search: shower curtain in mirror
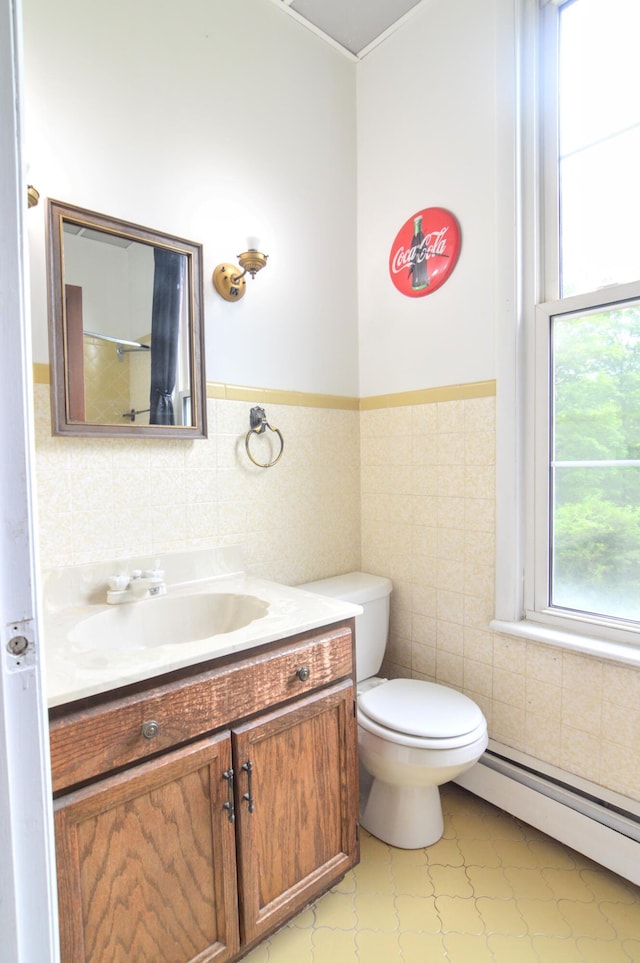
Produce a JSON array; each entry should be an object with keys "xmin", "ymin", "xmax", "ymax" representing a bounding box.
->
[{"xmin": 149, "ymin": 248, "xmax": 185, "ymax": 425}]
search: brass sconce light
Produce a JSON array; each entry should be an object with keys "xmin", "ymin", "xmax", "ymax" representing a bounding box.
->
[
  {"xmin": 27, "ymin": 185, "xmax": 40, "ymax": 208},
  {"xmin": 212, "ymin": 236, "xmax": 268, "ymax": 302}
]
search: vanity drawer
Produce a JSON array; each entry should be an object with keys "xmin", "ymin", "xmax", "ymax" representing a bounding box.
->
[{"xmin": 50, "ymin": 623, "xmax": 353, "ymax": 793}]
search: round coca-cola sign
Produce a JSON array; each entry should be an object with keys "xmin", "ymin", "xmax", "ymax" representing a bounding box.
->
[{"xmin": 389, "ymin": 207, "xmax": 461, "ymax": 297}]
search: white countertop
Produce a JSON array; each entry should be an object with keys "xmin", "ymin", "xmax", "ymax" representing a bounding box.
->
[{"xmin": 44, "ymin": 574, "xmax": 361, "ymax": 708}]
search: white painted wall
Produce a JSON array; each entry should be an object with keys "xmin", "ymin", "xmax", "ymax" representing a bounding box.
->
[
  {"xmin": 24, "ymin": 0, "xmax": 513, "ymax": 401},
  {"xmin": 23, "ymin": 0, "xmax": 359, "ymax": 396},
  {"xmin": 63, "ymin": 233, "xmax": 154, "ymax": 343},
  {"xmin": 357, "ymin": 0, "xmax": 506, "ymax": 396}
]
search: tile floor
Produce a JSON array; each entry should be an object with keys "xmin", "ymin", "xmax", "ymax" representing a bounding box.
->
[{"xmin": 243, "ymin": 783, "xmax": 640, "ymax": 962}]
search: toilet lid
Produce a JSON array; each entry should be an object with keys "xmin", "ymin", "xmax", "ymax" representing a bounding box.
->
[{"xmin": 358, "ymin": 678, "xmax": 484, "ymax": 739}]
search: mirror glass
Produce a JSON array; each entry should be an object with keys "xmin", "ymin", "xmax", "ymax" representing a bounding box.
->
[{"xmin": 47, "ymin": 200, "xmax": 207, "ymax": 438}]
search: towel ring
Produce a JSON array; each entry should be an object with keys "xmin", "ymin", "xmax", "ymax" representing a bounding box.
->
[{"xmin": 245, "ymin": 406, "xmax": 284, "ymax": 468}]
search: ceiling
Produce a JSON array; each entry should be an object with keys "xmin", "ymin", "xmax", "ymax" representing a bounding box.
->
[{"xmin": 273, "ymin": 0, "xmax": 426, "ymax": 58}]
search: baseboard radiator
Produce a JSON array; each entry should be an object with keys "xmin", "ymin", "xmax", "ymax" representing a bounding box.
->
[{"xmin": 454, "ymin": 741, "xmax": 640, "ymax": 886}]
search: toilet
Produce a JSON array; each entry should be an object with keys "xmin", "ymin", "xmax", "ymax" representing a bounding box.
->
[{"xmin": 300, "ymin": 572, "xmax": 488, "ymax": 849}]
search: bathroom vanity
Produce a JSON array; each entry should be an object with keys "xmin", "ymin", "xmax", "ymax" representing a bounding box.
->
[
  {"xmin": 44, "ymin": 553, "xmax": 361, "ymax": 962},
  {"xmin": 50, "ymin": 621, "xmax": 358, "ymax": 962}
]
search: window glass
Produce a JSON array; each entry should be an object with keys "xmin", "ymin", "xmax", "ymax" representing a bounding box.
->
[
  {"xmin": 550, "ymin": 300, "xmax": 640, "ymax": 624},
  {"xmin": 558, "ymin": 0, "xmax": 640, "ymax": 296}
]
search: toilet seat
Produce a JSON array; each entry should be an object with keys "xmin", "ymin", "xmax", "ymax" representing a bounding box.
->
[{"xmin": 358, "ymin": 678, "xmax": 487, "ymax": 750}]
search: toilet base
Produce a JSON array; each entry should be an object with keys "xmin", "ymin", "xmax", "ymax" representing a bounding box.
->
[{"xmin": 360, "ymin": 778, "xmax": 444, "ymax": 849}]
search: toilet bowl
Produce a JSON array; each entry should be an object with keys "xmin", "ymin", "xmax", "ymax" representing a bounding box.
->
[
  {"xmin": 300, "ymin": 572, "xmax": 488, "ymax": 849},
  {"xmin": 357, "ymin": 677, "xmax": 488, "ymax": 848}
]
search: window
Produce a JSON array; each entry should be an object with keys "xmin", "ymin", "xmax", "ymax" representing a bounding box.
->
[
  {"xmin": 555, "ymin": 0, "xmax": 640, "ymax": 299},
  {"xmin": 528, "ymin": 0, "xmax": 640, "ymax": 644}
]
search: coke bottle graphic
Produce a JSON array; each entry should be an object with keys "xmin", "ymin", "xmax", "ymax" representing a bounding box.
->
[{"xmin": 409, "ymin": 214, "xmax": 428, "ymax": 291}]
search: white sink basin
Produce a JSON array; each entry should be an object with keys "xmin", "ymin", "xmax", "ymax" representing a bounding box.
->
[
  {"xmin": 44, "ymin": 565, "xmax": 363, "ymax": 706},
  {"xmin": 70, "ymin": 592, "xmax": 270, "ymax": 652}
]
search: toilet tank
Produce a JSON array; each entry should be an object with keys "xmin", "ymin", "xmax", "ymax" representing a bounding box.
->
[{"xmin": 299, "ymin": 572, "xmax": 392, "ymax": 682}]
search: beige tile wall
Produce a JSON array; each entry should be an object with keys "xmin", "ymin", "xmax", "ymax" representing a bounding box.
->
[
  {"xmin": 33, "ymin": 378, "xmax": 640, "ymax": 803},
  {"xmin": 83, "ymin": 337, "xmax": 131, "ymax": 423},
  {"xmin": 33, "ymin": 384, "xmax": 361, "ymax": 586},
  {"xmin": 360, "ymin": 392, "xmax": 640, "ymax": 805}
]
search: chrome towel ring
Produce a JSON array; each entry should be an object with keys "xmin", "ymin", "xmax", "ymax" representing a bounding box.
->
[{"xmin": 245, "ymin": 406, "xmax": 284, "ymax": 468}]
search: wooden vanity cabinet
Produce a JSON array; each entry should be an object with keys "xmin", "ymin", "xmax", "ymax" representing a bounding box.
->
[
  {"xmin": 54, "ymin": 733, "xmax": 239, "ymax": 962},
  {"xmin": 233, "ymin": 682, "xmax": 356, "ymax": 947},
  {"xmin": 50, "ymin": 623, "xmax": 359, "ymax": 963}
]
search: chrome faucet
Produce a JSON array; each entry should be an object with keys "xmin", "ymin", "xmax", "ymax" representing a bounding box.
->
[{"xmin": 106, "ymin": 567, "xmax": 167, "ymax": 604}]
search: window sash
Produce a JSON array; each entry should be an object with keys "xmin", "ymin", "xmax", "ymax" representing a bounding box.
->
[
  {"xmin": 530, "ymin": 282, "xmax": 640, "ymax": 646},
  {"xmin": 540, "ymin": 0, "xmax": 561, "ymax": 302},
  {"xmin": 518, "ymin": 0, "xmax": 640, "ymax": 647},
  {"xmin": 495, "ymin": 0, "xmax": 640, "ymax": 657}
]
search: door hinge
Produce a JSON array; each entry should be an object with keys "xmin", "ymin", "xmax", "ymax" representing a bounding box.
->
[{"xmin": 4, "ymin": 618, "xmax": 36, "ymax": 673}]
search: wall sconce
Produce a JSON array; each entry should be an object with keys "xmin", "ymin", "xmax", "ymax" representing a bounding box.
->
[
  {"xmin": 27, "ymin": 185, "xmax": 40, "ymax": 208},
  {"xmin": 212, "ymin": 236, "xmax": 268, "ymax": 302}
]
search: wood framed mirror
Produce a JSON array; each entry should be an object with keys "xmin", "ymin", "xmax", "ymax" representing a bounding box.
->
[{"xmin": 46, "ymin": 200, "xmax": 207, "ymax": 438}]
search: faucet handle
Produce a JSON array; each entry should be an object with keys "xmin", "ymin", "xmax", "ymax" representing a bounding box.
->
[
  {"xmin": 143, "ymin": 567, "xmax": 165, "ymax": 581},
  {"xmin": 108, "ymin": 575, "xmax": 130, "ymax": 591}
]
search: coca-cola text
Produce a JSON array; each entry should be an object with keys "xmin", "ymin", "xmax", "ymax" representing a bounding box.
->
[{"xmin": 390, "ymin": 227, "xmax": 450, "ymax": 275}]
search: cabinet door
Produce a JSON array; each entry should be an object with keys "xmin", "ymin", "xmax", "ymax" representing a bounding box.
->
[
  {"xmin": 233, "ymin": 680, "xmax": 358, "ymax": 946},
  {"xmin": 54, "ymin": 733, "xmax": 240, "ymax": 963}
]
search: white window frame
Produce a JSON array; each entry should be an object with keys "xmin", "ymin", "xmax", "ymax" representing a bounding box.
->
[{"xmin": 493, "ymin": 0, "xmax": 640, "ymax": 665}]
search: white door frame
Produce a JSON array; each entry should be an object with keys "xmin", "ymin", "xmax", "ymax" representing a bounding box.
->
[{"xmin": 0, "ymin": 0, "xmax": 59, "ymax": 958}]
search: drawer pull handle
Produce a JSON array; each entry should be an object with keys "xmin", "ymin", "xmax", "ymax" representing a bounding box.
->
[
  {"xmin": 241, "ymin": 759, "xmax": 255, "ymax": 813},
  {"xmin": 222, "ymin": 768, "xmax": 235, "ymax": 822},
  {"xmin": 296, "ymin": 665, "xmax": 310, "ymax": 682},
  {"xmin": 141, "ymin": 720, "xmax": 160, "ymax": 740}
]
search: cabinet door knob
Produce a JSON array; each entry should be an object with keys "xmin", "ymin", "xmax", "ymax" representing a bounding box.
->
[
  {"xmin": 141, "ymin": 720, "xmax": 160, "ymax": 740},
  {"xmin": 296, "ymin": 665, "xmax": 310, "ymax": 682}
]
